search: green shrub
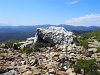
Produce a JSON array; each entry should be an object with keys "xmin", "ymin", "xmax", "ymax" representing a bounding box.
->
[
  {"xmin": 33, "ymin": 42, "xmax": 43, "ymax": 51},
  {"xmin": 77, "ymin": 30, "xmax": 100, "ymax": 49},
  {"xmin": 96, "ymin": 47, "xmax": 100, "ymax": 53},
  {"xmin": 78, "ymin": 40, "xmax": 89, "ymax": 49},
  {"xmin": 20, "ymin": 46, "xmax": 33, "ymax": 54},
  {"xmin": 73, "ymin": 59, "xmax": 99, "ymax": 74},
  {"xmin": 80, "ymin": 30, "xmax": 100, "ymax": 42},
  {"xmin": 33, "ymin": 42, "xmax": 55, "ymax": 51},
  {"xmin": 0, "ymin": 50, "xmax": 8, "ymax": 53},
  {"xmin": 4, "ymin": 39, "xmax": 24, "ymax": 48}
]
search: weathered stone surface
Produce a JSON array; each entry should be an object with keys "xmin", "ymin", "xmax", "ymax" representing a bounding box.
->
[
  {"xmin": 1, "ymin": 26, "xmax": 92, "ymax": 75},
  {"xmin": 36, "ymin": 26, "xmax": 76, "ymax": 45}
]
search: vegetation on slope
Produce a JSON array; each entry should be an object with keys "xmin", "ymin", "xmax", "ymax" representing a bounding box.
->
[
  {"xmin": 20, "ymin": 46, "xmax": 33, "ymax": 54},
  {"xmin": 96, "ymin": 47, "xmax": 100, "ymax": 53},
  {"xmin": 80, "ymin": 30, "xmax": 100, "ymax": 41},
  {"xmin": 77, "ymin": 30, "xmax": 100, "ymax": 49},
  {"xmin": 73, "ymin": 59, "xmax": 100, "ymax": 75}
]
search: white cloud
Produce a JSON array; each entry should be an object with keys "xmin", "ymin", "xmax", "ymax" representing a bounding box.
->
[
  {"xmin": 67, "ymin": 0, "xmax": 79, "ymax": 5},
  {"xmin": 66, "ymin": 14, "xmax": 100, "ymax": 26}
]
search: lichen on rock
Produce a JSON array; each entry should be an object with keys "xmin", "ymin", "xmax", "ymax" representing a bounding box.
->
[{"xmin": 36, "ymin": 26, "xmax": 76, "ymax": 45}]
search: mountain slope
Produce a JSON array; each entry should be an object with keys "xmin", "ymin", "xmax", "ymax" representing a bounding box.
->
[{"xmin": 0, "ymin": 25, "xmax": 100, "ymax": 41}]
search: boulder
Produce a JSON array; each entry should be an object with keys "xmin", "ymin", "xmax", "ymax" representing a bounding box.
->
[{"xmin": 36, "ymin": 26, "xmax": 76, "ymax": 45}]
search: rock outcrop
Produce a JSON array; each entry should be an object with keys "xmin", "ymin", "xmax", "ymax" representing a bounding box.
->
[{"xmin": 36, "ymin": 26, "xmax": 76, "ymax": 45}]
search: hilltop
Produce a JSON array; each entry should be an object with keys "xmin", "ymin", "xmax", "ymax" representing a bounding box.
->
[{"xmin": 0, "ymin": 26, "xmax": 100, "ymax": 75}]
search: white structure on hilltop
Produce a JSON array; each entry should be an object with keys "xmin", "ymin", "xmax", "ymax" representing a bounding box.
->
[
  {"xmin": 19, "ymin": 26, "xmax": 76, "ymax": 50},
  {"xmin": 19, "ymin": 36, "xmax": 37, "ymax": 49},
  {"xmin": 36, "ymin": 26, "xmax": 76, "ymax": 45}
]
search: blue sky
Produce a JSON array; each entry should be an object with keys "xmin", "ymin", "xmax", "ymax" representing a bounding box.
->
[{"xmin": 0, "ymin": 0, "xmax": 100, "ymax": 26}]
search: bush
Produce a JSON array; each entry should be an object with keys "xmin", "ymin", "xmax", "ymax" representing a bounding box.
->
[
  {"xmin": 86, "ymin": 71, "xmax": 100, "ymax": 75},
  {"xmin": 73, "ymin": 59, "xmax": 99, "ymax": 74},
  {"xmin": 0, "ymin": 50, "xmax": 8, "ymax": 53},
  {"xmin": 78, "ymin": 40, "xmax": 89, "ymax": 49},
  {"xmin": 77, "ymin": 30, "xmax": 100, "ymax": 49},
  {"xmin": 4, "ymin": 39, "xmax": 24, "ymax": 48},
  {"xmin": 4, "ymin": 41, "xmax": 14, "ymax": 48},
  {"xmin": 96, "ymin": 47, "xmax": 100, "ymax": 53},
  {"xmin": 80, "ymin": 30, "xmax": 100, "ymax": 42},
  {"xmin": 32, "ymin": 42, "xmax": 43, "ymax": 51},
  {"xmin": 20, "ymin": 46, "xmax": 33, "ymax": 54},
  {"xmin": 33, "ymin": 42, "xmax": 55, "ymax": 51}
]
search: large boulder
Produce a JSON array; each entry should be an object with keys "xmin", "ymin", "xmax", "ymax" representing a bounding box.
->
[{"xmin": 36, "ymin": 26, "xmax": 76, "ymax": 45}]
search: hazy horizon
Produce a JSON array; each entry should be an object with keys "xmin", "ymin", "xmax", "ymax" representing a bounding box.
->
[{"xmin": 0, "ymin": 24, "xmax": 100, "ymax": 27}]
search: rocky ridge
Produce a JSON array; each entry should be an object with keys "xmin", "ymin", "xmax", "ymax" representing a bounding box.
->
[
  {"xmin": 0, "ymin": 26, "xmax": 100, "ymax": 75},
  {"xmin": 36, "ymin": 26, "xmax": 76, "ymax": 45}
]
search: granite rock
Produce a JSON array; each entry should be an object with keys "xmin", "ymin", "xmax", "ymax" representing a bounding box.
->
[{"xmin": 36, "ymin": 26, "xmax": 76, "ymax": 45}]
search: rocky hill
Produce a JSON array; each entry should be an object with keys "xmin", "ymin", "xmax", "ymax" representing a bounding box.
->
[
  {"xmin": 0, "ymin": 26, "xmax": 100, "ymax": 75},
  {"xmin": 36, "ymin": 26, "xmax": 76, "ymax": 45}
]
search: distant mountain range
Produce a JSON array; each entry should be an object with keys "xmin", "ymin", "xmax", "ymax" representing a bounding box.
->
[{"xmin": 0, "ymin": 24, "xmax": 100, "ymax": 41}]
